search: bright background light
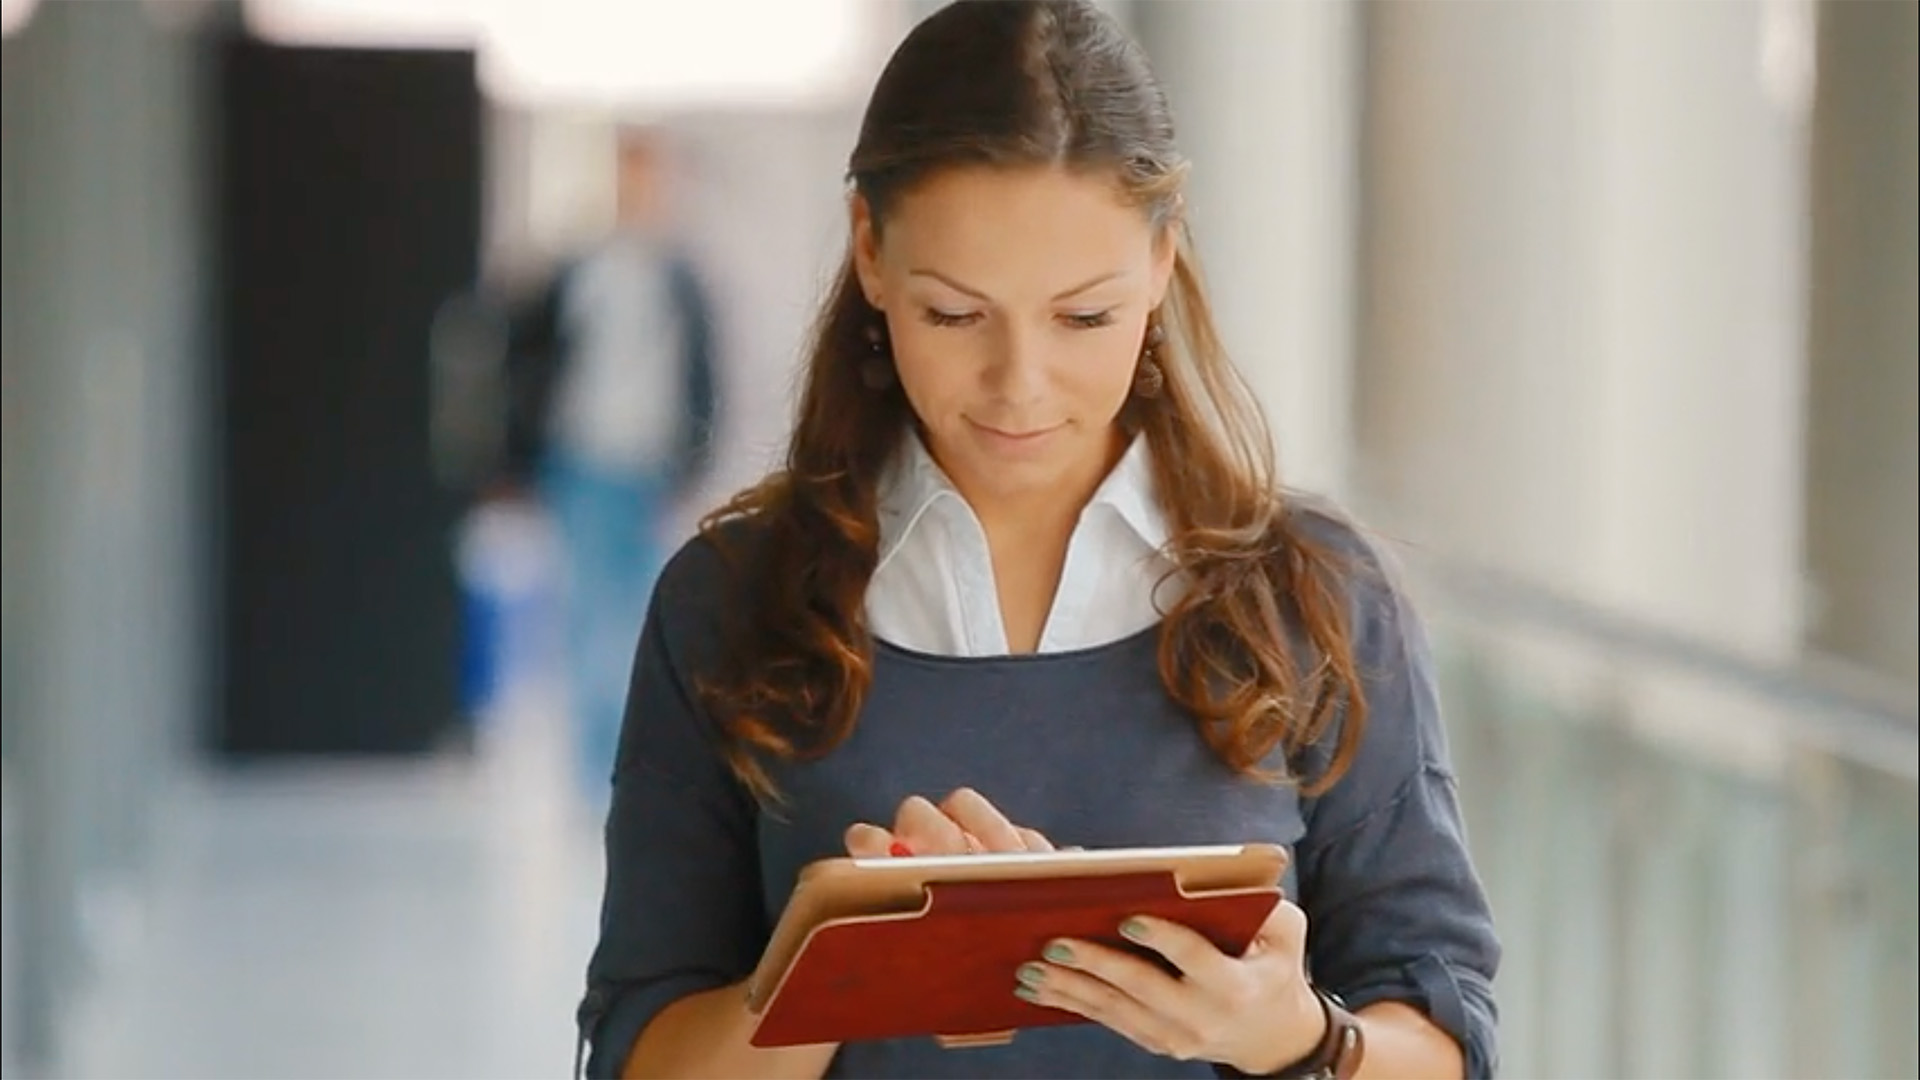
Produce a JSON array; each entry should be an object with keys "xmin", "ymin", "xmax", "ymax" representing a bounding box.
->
[
  {"xmin": 241, "ymin": 0, "xmax": 878, "ymax": 109},
  {"xmin": 1, "ymin": 0, "xmax": 40, "ymax": 39},
  {"xmin": 242, "ymin": 0, "xmax": 486, "ymax": 49},
  {"xmin": 478, "ymin": 1, "xmax": 870, "ymax": 110}
]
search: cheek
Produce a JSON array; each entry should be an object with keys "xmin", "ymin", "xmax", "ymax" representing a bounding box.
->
[
  {"xmin": 894, "ymin": 328, "xmax": 1144, "ymax": 390},
  {"xmin": 1060, "ymin": 331, "xmax": 1144, "ymax": 409},
  {"xmin": 887, "ymin": 325, "xmax": 973, "ymax": 409},
  {"xmin": 887, "ymin": 325, "xmax": 1142, "ymax": 417}
]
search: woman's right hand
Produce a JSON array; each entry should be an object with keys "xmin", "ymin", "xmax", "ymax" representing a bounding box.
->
[{"xmin": 844, "ymin": 788, "xmax": 1057, "ymax": 857}]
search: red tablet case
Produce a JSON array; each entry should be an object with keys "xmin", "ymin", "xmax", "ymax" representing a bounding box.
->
[{"xmin": 749, "ymin": 868, "xmax": 1281, "ymax": 1049}]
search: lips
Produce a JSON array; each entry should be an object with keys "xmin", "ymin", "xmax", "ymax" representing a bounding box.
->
[{"xmin": 970, "ymin": 419, "xmax": 1063, "ymax": 440}]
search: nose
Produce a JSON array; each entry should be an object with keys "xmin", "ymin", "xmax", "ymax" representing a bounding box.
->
[{"xmin": 980, "ymin": 323, "xmax": 1047, "ymax": 406}]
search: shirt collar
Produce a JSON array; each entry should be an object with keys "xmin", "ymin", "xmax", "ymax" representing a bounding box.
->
[
  {"xmin": 1090, "ymin": 434, "xmax": 1175, "ymax": 554},
  {"xmin": 874, "ymin": 432, "xmax": 1173, "ymax": 572}
]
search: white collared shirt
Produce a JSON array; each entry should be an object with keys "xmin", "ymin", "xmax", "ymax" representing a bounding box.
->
[{"xmin": 868, "ymin": 435, "xmax": 1183, "ymax": 656}]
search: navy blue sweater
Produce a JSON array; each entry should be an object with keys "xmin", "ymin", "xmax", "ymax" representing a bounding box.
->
[{"xmin": 578, "ymin": 513, "xmax": 1500, "ymax": 1078}]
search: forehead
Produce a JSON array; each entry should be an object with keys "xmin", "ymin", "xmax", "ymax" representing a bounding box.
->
[{"xmin": 882, "ymin": 165, "xmax": 1155, "ymax": 284}]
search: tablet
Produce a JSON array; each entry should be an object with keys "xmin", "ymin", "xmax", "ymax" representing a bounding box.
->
[{"xmin": 745, "ymin": 843, "xmax": 1288, "ymax": 1049}]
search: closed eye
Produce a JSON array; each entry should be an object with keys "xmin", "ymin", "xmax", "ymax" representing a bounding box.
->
[
  {"xmin": 922, "ymin": 308, "xmax": 981, "ymax": 329},
  {"xmin": 1061, "ymin": 310, "xmax": 1116, "ymax": 330}
]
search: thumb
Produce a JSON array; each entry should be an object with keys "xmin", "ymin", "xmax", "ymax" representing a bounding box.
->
[{"xmin": 1251, "ymin": 898, "xmax": 1310, "ymax": 960}]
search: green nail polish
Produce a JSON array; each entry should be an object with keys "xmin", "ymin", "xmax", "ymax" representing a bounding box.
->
[
  {"xmin": 1120, "ymin": 917, "xmax": 1150, "ymax": 942},
  {"xmin": 1043, "ymin": 942, "xmax": 1074, "ymax": 964},
  {"xmin": 1016, "ymin": 962, "xmax": 1046, "ymax": 986},
  {"xmin": 1014, "ymin": 984, "xmax": 1040, "ymax": 1003}
]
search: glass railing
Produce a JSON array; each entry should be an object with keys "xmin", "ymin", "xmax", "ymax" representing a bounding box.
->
[{"xmin": 1415, "ymin": 562, "xmax": 1918, "ymax": 1080}]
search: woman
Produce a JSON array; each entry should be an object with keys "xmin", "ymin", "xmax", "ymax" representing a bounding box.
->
[{"xmin": 577, "ymin": 3, "xmax": 1498, "ymax": 1078}]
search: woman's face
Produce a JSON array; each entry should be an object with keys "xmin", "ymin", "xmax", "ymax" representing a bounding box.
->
[{"xmin": 853, "ymin": 165, "xmax": 1175, "ymax": 510}]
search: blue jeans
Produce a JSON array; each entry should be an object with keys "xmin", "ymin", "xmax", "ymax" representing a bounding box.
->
[{"xmin": 540, "ymin": 455, "xmax": 671, "ymax": 808}]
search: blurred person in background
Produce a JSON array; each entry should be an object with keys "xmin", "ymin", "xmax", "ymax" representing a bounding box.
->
[
  {"xmin": 501, "ymin": 124, "xmax": 721, "ymax": 811},
  {"xmin": 576, "ymin": 2, "xmax": 1496, "ymax": 1078}
]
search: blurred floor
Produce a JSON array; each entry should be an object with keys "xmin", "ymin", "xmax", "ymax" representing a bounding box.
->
[{"xmin": 57, "ymin": 694, "xmax": 602, "ymax": 1080}]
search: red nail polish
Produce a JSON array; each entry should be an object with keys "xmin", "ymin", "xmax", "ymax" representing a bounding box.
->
[{"xmin": 889, "ymin": 841, "xmax": 914, "ymax": 857}]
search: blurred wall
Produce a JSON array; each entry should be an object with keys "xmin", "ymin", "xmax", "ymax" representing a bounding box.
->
[
  {"xmin": 483, "ymin": 105, "xmax": 623, "ymax": 281},
  {"xmin": 1, "ymin": 0, "xmax": 220, "ymax": 1068},
  {"xmin": 1803, "ymin": 0, "xmax": 1920, "ymax": 686},
  {"xmin": 1353, "ymin": 0, "xmax": 1813, "ymax": 664},
  {"xmin": 663, "ymin": 110, "xmax": 868, "ymax": 521},
  {"xmin": 1133, "ymin": 0, "xmax": 1358, "ymax": 499}
]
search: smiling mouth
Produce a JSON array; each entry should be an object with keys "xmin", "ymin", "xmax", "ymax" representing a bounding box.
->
[{"xmin": 971, "ymin": 419, "xmax": 1064, "ymax": 440}]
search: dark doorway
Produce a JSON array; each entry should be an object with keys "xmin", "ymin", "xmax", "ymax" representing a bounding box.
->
[{"xmin": 214, "ymin": 37, "xmax": 481, "ymax": 756}]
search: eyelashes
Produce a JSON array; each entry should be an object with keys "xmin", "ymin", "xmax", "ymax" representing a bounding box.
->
[
  {"xmin": 919, "ymin": 309, "xmax": 1117, "ymax": 330},
  {"xmin": 1062, "ymin": 311, "xmax": 1116, "ymax": 330}
]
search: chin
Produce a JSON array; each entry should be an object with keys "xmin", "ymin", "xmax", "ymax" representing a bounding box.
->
[{"xmin": 955, "ymin": 442, "xmax": 1092, "ymax": 499}]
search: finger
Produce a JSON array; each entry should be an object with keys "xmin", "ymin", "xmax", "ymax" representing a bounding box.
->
[
  {"xmin": 1033, "ymin": 936, "xmax": 1211, "ymax": 1033},
  {"xmin": 1116, "ymin": 914, "xmax": 1240, "ymax": 984},
  {"xmin": 843, "ymin": 823, "xmax": 896, "ymax": 858},
  {"xmin": 1014, "ymin": 956, "xmax": 1200, "ymax": 1061},
  {"xmin": 1015, "ymin": 827, "xmax": 1056, "ymax": 853},
  {"xmin": 893, "ymin": 795, "xmax": 972, "ymax": 855},
  {"xmin": 938, "ymin": 788, "xmax": 1028, "ymax": 853}
]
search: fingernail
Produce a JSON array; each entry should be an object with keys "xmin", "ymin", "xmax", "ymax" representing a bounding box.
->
[
  {"xmin": 1016, "ymin": 962, "xmax": 1047, "ymax": 986},
  {"xmin": 1120, "ymin": 917, "xmax": 1150, "ymax": 942},
  {"xmin": 1014, "ymin": 984, "xmax": 1041, "ymax": 1003},
  {"xmin": 888, "ymin": 841, "xmax": 914, "ymax": 857},
  {"xmin": 1042, "ymin": 941, "xmax": 1074, "ymax": 964}
]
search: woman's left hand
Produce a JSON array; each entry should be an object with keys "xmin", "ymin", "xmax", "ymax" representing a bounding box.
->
[{"xmin": 1014, "ymin": 898, "xmax": 1330, "ymax": 1074}]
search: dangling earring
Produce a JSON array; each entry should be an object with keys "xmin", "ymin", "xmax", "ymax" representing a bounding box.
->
[
  {"xmin": 1133, "ymin": 319, "xmax": 1165, "ymax": 399},
  {"xmin": 861, "ymin": 316, "xmax": 895, "ymax": 389}
]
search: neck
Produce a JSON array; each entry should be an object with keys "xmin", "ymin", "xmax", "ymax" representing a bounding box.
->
[{"xmin": 972, "ymin": 494, "xmax": 1082, "ymax": 557}]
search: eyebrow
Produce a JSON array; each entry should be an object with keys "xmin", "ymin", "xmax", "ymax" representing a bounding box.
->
[{"xmin": 908, "ymin": 269, "xmax": 1128, "ymax": 303}]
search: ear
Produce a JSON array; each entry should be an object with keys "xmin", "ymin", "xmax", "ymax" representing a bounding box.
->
[{"xmin": 850, "ymin": 193, "xmax": 884, "ymax": 306}]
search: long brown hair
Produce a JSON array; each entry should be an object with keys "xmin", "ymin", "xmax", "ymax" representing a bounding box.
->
[{"xmin": 698, "ymin": 0, "xmax": 1367, "ymax": 802}]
